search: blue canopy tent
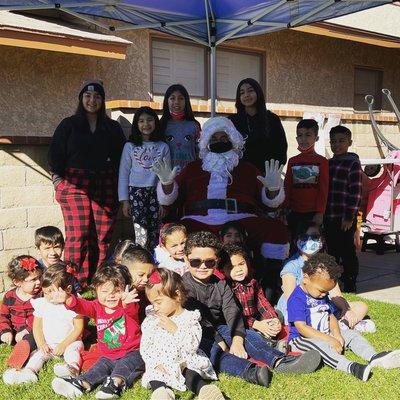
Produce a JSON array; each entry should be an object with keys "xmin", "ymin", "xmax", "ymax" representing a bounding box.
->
[{"xmin": 1, "ymin": 0, "xmax": 392, "ymax": 115}]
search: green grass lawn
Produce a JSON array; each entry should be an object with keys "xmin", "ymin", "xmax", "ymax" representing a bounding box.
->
[{"xmin": 1, "ymin": 295, "xmax": 399, "ymax": 400}]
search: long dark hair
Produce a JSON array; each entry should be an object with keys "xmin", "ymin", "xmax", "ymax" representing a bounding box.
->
[
  {"xmin": 129, "ymin": 106, "xmax": 163, "ymax": 146},
  {"xmin": 159, "ymin": 84, "xmax": 197, "ymax": 134},
  {"xmin": 235, "ymin": 78, "xmax": 267, "ymax": 120}
]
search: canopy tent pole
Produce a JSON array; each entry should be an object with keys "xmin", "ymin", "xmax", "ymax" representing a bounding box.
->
[{"xmin": 210, "ymin": 45, "xmax": 216, "ymax": 116}]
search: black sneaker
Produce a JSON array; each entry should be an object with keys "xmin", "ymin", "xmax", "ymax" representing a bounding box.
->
[
  {"xmin": 52, "ymin": 376, "xmax": 87, "ymax": 398},
  {"xmin": 274, "ymin": 350, "xmax": 321, "ymax": 374},
  {"xmin": 243, "ymin": 365, "xmax": 271, "ymax": 387},
  {"xmin": 95, "ymin": 377, "xmax": 125, "ymax": 399},
  {"xmin": 370, "ymin": 350, "xmax": 400, "ymax": 369},
  {"xmin": 349, "ymin": 362, "xmax": 372, "ymax": 381}
]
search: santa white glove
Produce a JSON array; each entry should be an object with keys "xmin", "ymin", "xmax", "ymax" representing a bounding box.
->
[
  {"xmin": 151, "ymin": 158, "xmax": 180, "ymax": 185},
  {"xmin": 257, "ymin": 159, "xmax": 284, "ymax": 191}
]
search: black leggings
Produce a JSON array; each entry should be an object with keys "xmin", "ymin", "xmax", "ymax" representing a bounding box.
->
[{"xmin": 149, "ymin": 368, "xmax": 207, "ymax": 395}]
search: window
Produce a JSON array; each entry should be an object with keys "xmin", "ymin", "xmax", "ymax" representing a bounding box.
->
[
  {"xmin": 354, "ymin": 67, "xmax": 383, "ymax": 111},
  {"xmin": 216, "ymin": 49, "xmax": 262, "ymax": 100},
  {"xmin": 151, "ymin": 37, "xmax": 264, "ymax": 100},
  {"xmin": 151, "ymin": 39, "xmax": 206, "ymax": 97}
]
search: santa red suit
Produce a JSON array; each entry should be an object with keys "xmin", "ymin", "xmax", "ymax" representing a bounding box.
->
[{"xmin": 156, "ymin": 117, "xmax": 289, "ymax": 260}]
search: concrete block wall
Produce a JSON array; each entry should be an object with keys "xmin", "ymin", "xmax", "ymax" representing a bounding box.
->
[{"xmin": 0, "ymin": 145, "xmax": 64, "ymax": 292}]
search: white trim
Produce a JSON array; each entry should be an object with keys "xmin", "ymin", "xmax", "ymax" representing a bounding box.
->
[
  {"xmin": 261, "ymin": 185, "xmax": 285, "ymax": 208},
  {"xmin": 157, "ymin": 181, "xmax": 178, "ymax": 206}
]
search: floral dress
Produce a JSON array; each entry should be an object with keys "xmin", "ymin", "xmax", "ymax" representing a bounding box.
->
[{"xmin": 140, "ymin": 308, "xmax": 217, "ymax": 391}]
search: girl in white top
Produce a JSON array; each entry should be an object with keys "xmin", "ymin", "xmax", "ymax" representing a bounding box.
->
[
  {"xmin": 119, "ymin": 106, "xmax": 171, "ymax": 251},
  {"xmin": 140, "ymin": 268, "xmax": 223, "ymax": 400},
  {"xmin": 3, "ymin": 262, "xmax": 84, "ymax": 385},
  {"xmin": 154, "ymin": 223, "xmax": 188, "ymax": 276}
]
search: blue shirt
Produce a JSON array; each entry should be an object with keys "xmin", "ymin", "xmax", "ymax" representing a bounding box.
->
[
  {"xmin": 287, "ymin": 285, "xmax": 334, "ymax": 342},
  {"xmin": 276, "ymin": 253, "xmax": 304, "ymax": 322}
]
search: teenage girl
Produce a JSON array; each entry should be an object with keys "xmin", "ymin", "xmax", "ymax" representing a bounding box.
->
[
  {"xmin": 119, "ymin": 106, "xmax": 171, "ymax": 250},
  {"xmin": 229, "ymin": 78, "xmax": 287, "ymax": 171},
  {"xmin": 159, "ymin": 84, "xmax": 200, "ymax": 172},
  {"xmin": 140, "ymin": 268, "xmax": 223, "ymax": 400}
]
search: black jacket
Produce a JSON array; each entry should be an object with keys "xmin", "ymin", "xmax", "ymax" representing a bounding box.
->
[
  {"xmin": 182, "ymin": 272, "xmax": 246, "ymax": 342},
  {"xmin": 48, "ymin": 114, "xmax": 126, "ymax": 182},
  {"xmin": 229, "ymin": 110, "xmax": 288, "ymax": 171}
]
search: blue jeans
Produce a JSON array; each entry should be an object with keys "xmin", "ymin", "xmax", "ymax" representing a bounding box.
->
[
  {"xmin": 80, "ymin": 350, "xmax": 144, "ymax": 388},
  {"xmin": 199, "ymin": 336, "xmax": 253, "ymax": 378},
  {"xmin": 216, "ymin": 325, "xmax": 284, "ymax": 368}
]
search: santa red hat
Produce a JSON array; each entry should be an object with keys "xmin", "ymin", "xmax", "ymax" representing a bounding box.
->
[{"xmin": 199, "ymin": 117, "xmax": 244, "ymax": 159}]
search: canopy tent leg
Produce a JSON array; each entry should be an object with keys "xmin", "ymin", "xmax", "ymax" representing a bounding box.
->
[{"xmin": 210, "ymin": 45, "xmax": 216, "ymax": 117}]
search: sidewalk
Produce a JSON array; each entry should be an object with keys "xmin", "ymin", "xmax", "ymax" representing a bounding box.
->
[{"xmin": 357, "ymin": 250, "xmax": 400, "ymax": 305}]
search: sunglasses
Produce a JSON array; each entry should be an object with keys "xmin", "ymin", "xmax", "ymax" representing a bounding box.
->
[{"xmin": 188, "ymin": 258, "xmax": 218, "ymax": 268}]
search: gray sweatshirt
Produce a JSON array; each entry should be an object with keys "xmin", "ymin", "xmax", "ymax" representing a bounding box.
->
[{"xmin": 118, "ymin": 141, "xmax": 170, "ymax": 201}]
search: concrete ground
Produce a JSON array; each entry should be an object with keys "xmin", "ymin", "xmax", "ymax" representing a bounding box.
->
[{"xmin": 357, "ymin": 250, "xmax": 400, "ymax": 305}]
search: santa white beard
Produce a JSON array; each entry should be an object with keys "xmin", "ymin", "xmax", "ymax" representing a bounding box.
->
[{"xmin": 201, "ymin": 149, "xmax": 240, "ymax": 181}]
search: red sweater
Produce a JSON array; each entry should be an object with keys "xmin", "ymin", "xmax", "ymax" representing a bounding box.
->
[
  {"xmin": 67, "ymin": 296, "xmax": 141, "ymax": 360},
  {"xmin": 0, "ymin": 289, "xmax": 40, "ymax": 336},
  {"xmin": 284, "ymin": 151, "xmax": 329, "ymax": 213}
]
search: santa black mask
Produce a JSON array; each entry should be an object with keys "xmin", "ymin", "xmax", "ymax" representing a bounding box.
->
[{"xmin": 209, "ymin": 141, "xmax": 233, "ymax": 153}]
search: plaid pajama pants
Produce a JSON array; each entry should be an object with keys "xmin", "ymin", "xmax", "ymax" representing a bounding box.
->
[{"xmin": 55, "ymin": 168, "xmax": 119, "ymax": 286}]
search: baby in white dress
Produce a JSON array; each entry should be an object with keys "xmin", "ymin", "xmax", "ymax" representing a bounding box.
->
[{"xmin": 140, "ymin": 268, "xmax": 224, "ymax": 400}]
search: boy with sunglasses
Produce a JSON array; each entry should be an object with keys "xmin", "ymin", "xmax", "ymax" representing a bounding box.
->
[{"xmin": 182, "ymin": 231, "xmax": 321, "ymax": 388}]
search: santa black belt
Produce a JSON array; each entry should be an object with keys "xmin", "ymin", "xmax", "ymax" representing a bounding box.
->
[{"xmin": 184, "ymin": 199, "xmax": 257, "ymax": 215}]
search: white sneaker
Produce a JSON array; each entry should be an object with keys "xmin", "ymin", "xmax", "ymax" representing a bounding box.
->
[
  {"xmin": 150, "ymin": 386, "xmax": 175, "ymax": 400},
  {"xmin": 354, "ymin": 319, "xmax": 377, "ymax": 334},
  {"xmin": 3, "ymin": 368, "xmax": 37, "ymax": 385},
  {"xmin": 52, "ymin": 377, "xmax": 85, "ymax": 398},
  {"xmin": 54, "ymin": 363, "xmax": 78, "ymax": 378},
  {"xmin": 370, "ymin": 350, "xmax": 400, "ymax": 369}
]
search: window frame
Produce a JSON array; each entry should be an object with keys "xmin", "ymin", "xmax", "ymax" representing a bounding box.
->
[
  {"xmin": 150, "ymin": 34, "xmax": 266, "ymax": 101},
  {"xmin": 353, "ymin": 65, "xmax": 383, "ymax": 112}
]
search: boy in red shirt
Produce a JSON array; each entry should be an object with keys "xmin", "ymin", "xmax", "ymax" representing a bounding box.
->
[
  {"xmin": 51, "ymin": 263, "xmax": 143, "ymax": 399},
  {"xmin": 284, "ymin": 119, "xmax": 329, "ymax": 242}
]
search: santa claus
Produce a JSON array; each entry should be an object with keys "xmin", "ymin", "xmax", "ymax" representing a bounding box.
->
[{"xmin": 152, "ymin": 116, "xmax": 289, "ymax": 261}]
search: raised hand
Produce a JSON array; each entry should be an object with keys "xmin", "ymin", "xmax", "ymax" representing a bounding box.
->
[
  {"xmin": 121, "ymin": 285, "xmax": 139, "ymax": 306},
  {"xmin": 257, "ymin": 159, "xmax": 284, "ymax": 191},
  {"xmin": 151, "ymin": 158, "xmax": 180, "ymax": 185}
]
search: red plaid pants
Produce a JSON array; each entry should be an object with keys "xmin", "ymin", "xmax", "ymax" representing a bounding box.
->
[{"xmin": 55, "ymin": 168, "xmax": 118, "ymax": 286}]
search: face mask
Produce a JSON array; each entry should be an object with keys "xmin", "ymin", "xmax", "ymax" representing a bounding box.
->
[
  {"xmin": 209, "ymin": 141, "xmax": 233, "ymax": 154},
  {"xmin": 297, "ymin": 144, "xmax": 315, "ymax": 153},
  {"xmin": 297, "ymin": 238, "xmax": 322, "ymax": 255}
]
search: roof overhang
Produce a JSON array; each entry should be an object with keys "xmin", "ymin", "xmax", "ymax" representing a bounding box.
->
[
  {"xmin": 0, "ymin": 11, "xmax": 131, "ymax": 58},
  {"xmin": 293, "ymin": 22, "xmax": 400, "ymax": 49}
]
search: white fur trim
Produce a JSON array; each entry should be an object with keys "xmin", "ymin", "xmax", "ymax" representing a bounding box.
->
[
  {"xmin": 199, "ymin": 117, "xmax": 244, "ymax": 159},
  {"xmin": 261, "ymin": 242, "xmax": 290, "ymax": 260},
  {"xmin": 261, "ymin": 185, "xmax": 285, "ymax": 208},
  {"xmin": 156, "ymin": 181, "xmax": 178, "ymax": 206}
]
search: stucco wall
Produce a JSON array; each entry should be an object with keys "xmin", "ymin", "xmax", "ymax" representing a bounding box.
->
[
  {"xmin": 232, "ymin": 29, "xmax": 400, "ymax": 110},
  {"xmin": 0, "ymin": 29, "xmax": 150, "ymax": 138}
]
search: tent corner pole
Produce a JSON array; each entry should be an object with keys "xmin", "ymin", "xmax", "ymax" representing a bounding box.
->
[{"xmin": 210, "ymin": 45, "xmax": 216, "ymax": 117}]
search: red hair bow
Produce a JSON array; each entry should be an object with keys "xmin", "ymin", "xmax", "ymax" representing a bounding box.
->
[
  {"xmin": 20, "ymin": 257, "xmax": 37, "ymax": 272},
  {"xmin": 149, "ymin": 270, "xmax": 162, "ymax": 285}
]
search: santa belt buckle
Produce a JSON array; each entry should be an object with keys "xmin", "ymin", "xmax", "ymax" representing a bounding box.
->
[{"xmin": 225, "ymin": 198, "xmax": 238, "ymax": 214}]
